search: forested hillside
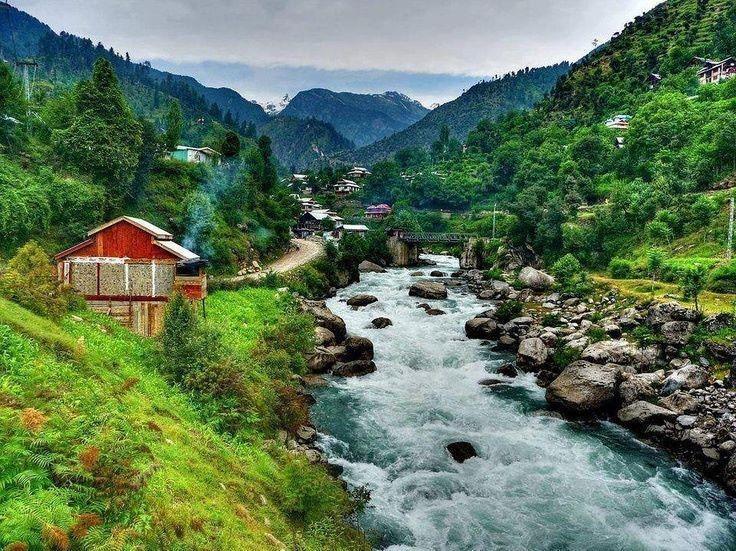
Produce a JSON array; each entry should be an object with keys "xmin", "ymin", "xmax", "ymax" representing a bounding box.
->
[
  {"xmin": 281, "ymin": 89, "xmax": 429, "ymax": 147},
  {"xmin": 367, "ymin": 0, "xmax": 736, "ymax": 296},
  {"xmin": 353, "ymin": 63, "xmax": 571, "ymax": 164}
]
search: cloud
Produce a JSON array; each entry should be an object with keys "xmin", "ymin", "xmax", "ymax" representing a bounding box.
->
[{"xmin": 16, "ymin": 0, "xmax": 660, "ymax": 77}]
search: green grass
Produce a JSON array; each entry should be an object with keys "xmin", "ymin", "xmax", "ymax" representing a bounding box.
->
[{"xmin": 0, "ymin": 293, "xmax": 367, "ymax": 550}]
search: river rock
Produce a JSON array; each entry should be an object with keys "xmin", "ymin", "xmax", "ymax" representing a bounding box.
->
[
  {"xmin": 498, "ymin": 362, "xmax": 518, "ymax": 378},
  {"xmin": 546, "ymin": 361, "xmax": 622, "ymax": 413},
  {"xmin": 465, "ymin": 318, "xmax": 499, "ymax": 340},
  {"xmin": 659, "ymin": 391, "xmax": 699, "ymax": 414},
  {"xmin": 344, "ymin": 336, "xmax": 374, "ymax": 361},
  {"xmin": 617, "ymin": 401, "xmax": 677, "ymax": 426},
  {"xmin": 446, "ymin": 441, "xmax": 478, "ymax": 463},
  {"xmin": 660, "ymin": 365, "xmax": 709, "ymax": 396},
  {"xmin": 518, "ymin": 267, "xmax": 555, "ymax": 291},
  {"xmin": 371, "ymin": 317, "xmax": 393, "ymax": 329},
  {"xmin": 409, "ymin": 281, "xmax": 448, "ymax": 300},
  {"xmin": 660, "ymin": 321, "xmax": 695, "ymax": 346},
  {"xmin": 430, "ymin": 270, "xmax": 445, "ymax": 277},
  {"xmin": 315, "ymin": 326, "xmax": 337, "ymax": 347},
  {"xmin": 347, "ymin": 294, "xmax": 378, "ymax": 308},
  {"xmin": 333, "ymin": 360, "xmax": 377, "ymax": 377},
  {"xmin": 618, "ymin": 371, "xmax": 664, "ymax": 405},
  {"xmin": 580, "ymin": 339, "xmax": 655, "ymax": 369},
  {"xmin": 426, "ymin": 308, "xmax": 446, "ymax": 316},
  {"xmin": 646, "ymin": 301, "xmax": 699, "ymax": 328},
  {"xmin": 304, "ymin": 301, "xmax": 347, "ymax": 342},
  {"xmin": 296, "ymin": 425, "xmax": 317, "ymax": 443},
  {"xmin": 358, "ymin": 260, "xmax": 386, "ymax": 273},
  {"xmin": 308, "ymin": 347, "xmax": 337, "ymax": 374},
  {"xmin": 517, "ymin": 338, "xmax": 548, "ymax": 370}
]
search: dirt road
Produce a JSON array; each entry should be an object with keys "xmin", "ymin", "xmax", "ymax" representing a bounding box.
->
[{"xmin": 233, "ymin": 239, "xmax": 324, "ymax": 281}]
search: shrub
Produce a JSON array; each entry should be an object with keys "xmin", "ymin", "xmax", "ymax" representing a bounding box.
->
[
  {"xmin": 708, "ymin": 262, "xmax": 736, "ymax": 293},
  {"xmin": 495, "ymin": 300, "xmax": 522, "ymax": 323},
  {"xmin": 587, "ymin": 327, "xmax": 607, "ymax": 343},
  {"xmin": 540, "ymin": 313, "xmax": 563, "ymax": 328},
  {"xmin": 552, "ymin": 345, "xmax": 581, "ymax": 369},
  {"xmin": 551, "ymin": 253, "xmax": 592, "ymax": 296},
  {"xmin": 0, "ymin": 241, "xmax": 83, "ymax": 318},
  {"xmin": 484, "ymin": 268, "xmax": 504, "ymax": 281},
  {"xmin": 608, "ymin": 257, "xmax": 632, "ymax": 279}
]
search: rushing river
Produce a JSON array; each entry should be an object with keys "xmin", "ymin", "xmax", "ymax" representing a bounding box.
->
[{"xmin": 311, "ymin": 255, "xmax": 736, "ymax": 551}]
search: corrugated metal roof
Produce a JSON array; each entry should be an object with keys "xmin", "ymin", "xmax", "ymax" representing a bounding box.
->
[{"xmin": 153, "ymin": 240, "xmax": 200, "ymax": 261}]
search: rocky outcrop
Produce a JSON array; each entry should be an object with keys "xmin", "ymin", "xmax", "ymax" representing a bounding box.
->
[
  {"xmin": 308, "ymin": 347, "xmax": 337, "ymax": 374},
  {"xmin": 358, "ymin": 260, "xmax": 386, "ymax": 273},
  {"xmin": 546, "ymin": 361, "xmax": 622, "ymax": 413},
  {"xmin": 646, "ymin": 301, "xmax": 699, "ymax": 328},
  {"xmin": 315, "ymin": 326, "xmax": 336, "ymax": 347},
  {"xmin": 409, "ymin": 281, "xmax": 448, "ymax": 300},
  {"xmin": 347, "ymin": 294, "xmax": 378, "ymax": 308},
  {"xmin": 660, "ymin": 365, "xmax": 709, "ymax": 395},
  {"xmin": 580, "ymin": 339, "xmax": 655, "ymax": 369},
  {"xmin": 518, "ymin": 267, "xmax": 554, "ymax": 291},
  {"xmin": 301, "ymin": 299, "xmax": 347, "ymax": 342},
  {"xmin": 344, "ymin": 336, "xmax": 374, "ymax": 361}
]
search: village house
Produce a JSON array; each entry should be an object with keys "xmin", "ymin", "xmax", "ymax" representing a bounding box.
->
[
  {"xmin": 346, "ymin": 166, "xmax": 371, "ymax": 180},
  {"xmin": 55, "ymin": 216, "xmax": 207, "ymax": 336},
  {"xmin": 298, "ymin": 197, "xmax": 323, "ymax": 213},
  {"xmin": 604, "ymin": 115, "xmax": 631, "ymax": 131},
  {"xmin": 295, "ymin": 209, "xmax": 342, "ymax": 237},
  {"xmin": 697, "ymin": 58, "xmax": 736, "ymax": 85},
  {"xmin": 647, "ymin": 73, "xmax": 662, "ymax": 89},
  {"xmin": 334, "ymin": 179, "xmax": 361, "ymax": 197},
  {"xmin": 169, "ymin": 145, "xmax": 221, "ymax": 165},
  {"xmin": 365, "ymin": 204, "xmax": 393, "ymax": 219},
  {"xmin": 333, "ymin": 224, "xmax": 369, "ymax": 239}
]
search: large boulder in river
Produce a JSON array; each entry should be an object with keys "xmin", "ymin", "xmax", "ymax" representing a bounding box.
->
[
  {"xmin": 465, "ymin": 318, "xmax": 499, "ymax": 340},
  {"xmin": 333, "ymin": 360, "xmax": 376, "ymax": 377},
  {"xmin": 372, "ymin": 317, "xmax": 393, "ymax": 329},
  {"xmin": 518, "ymin": 267, "xmax": 554, "ymax": 291},
  {"xmin": 446, "ymin": 441, "xmax": 478, "ymax": 463},
  {"xmin": 347, "ymin": 294, "xmax": 378, "ymax": 308},
  {"xmin": 409, "ymin": 281, "xmax": 447, "ymax": 300},
  {"xmin": 358, "ymin": 260, "xmax": 386, "ymax": 273},
  {"xmin": 546, "ymin": 361, "xmax": 622, "ymax": 413},
  {"xmin": 617, "ymin": 401, "xmax": 677, "ymax": 426},
  {"xmin": 517, "ymin": 338, "xmax": 548, "ymax": 370},
  {"xmin": 344, "ymin": 336, "xmax": 374, "ymax": 361}
]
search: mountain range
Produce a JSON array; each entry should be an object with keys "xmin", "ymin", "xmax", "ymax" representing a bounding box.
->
[{"xmin": 1, "ymin": 5, "xmax": 570, "ymax": 169}]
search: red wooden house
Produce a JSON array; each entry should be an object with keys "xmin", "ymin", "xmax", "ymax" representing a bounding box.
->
[{"xmin": 55, "ymin": 216, "xmax": 207, "ymax": 336}]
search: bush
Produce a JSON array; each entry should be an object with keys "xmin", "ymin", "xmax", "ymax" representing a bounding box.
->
[
  {"xmin": 495, "ymin": 300, "xmax": 522, "ymax": 323},
  {"xmin": 484, "ymin": 268, "xmax": 504, "ymax": 281},
  {"xmin": 551, "ymin": 253, "xmax": 592, "ymax": 296},
  {"xmin": 0, "ymin": 241, "xmax": 83, "ymax": 318},
  {"xmin": 552, "ymin": 345, "xmax": 581, "ymax": 369},
  {"xmin": 708, "ymin": 262, "xmax": 736, "ymax": 294},
  {"xmin": 608, "ymin": 257, "xmax": 633, "ymax": 279}
]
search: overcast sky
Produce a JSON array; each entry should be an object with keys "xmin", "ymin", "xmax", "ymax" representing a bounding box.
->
[{"xmin": 15, "ymin": 0, "xmax": 662, "ymax": 105}]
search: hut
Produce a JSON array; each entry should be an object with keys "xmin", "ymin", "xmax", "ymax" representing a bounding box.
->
[{"xmin": 55, "ymin": 216, "xmax": 207, "ymax": 336}]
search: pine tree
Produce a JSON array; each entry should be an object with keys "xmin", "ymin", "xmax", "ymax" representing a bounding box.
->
[{"xmin": 163, "ymin": 99, "xmax": 183, "ymax": 150}]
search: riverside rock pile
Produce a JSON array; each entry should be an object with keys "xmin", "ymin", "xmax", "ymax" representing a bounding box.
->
[
  {"xmin": 299, "ymin": 299, "xmax": 377, "ymax": 378},
  {"xmin": 463, "ymin": 266, "xmax": 736, "ymax": 493}
]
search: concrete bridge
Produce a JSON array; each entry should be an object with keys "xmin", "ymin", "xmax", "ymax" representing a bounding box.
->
[{"xmin": 386, "ymin": 228, "xmax": 486, "ymax": 268}]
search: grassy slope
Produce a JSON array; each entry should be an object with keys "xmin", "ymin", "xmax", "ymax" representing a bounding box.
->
[{"xmin": 0, "ymin": 292, "xmax": 366, "ymax": 550}]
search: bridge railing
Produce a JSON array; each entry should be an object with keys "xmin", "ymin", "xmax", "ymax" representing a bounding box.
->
[{"xmin": 401, "ymin": 232, "xmax": 475, "ymax": 244}]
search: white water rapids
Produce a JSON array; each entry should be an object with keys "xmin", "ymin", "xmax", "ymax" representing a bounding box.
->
[{"xmin": 311, "ymin": 255, "xmax": 736, "ymax": 550}]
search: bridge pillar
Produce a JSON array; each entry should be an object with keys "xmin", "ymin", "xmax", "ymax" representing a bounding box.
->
[
  {"xmin": 460, "ymin": 238, "xmax": 488, "ymax": 270},
  {"xmin": 387, "ymin": 236, "xmax": 419, "ymax": 267}
]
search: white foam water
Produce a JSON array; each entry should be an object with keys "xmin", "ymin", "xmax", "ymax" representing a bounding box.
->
[{"xmin": 311, "ymin": 255, "xmax": 736, "ymax": 550}]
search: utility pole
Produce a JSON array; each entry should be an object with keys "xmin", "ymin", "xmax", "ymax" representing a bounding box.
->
[
  {"xmin": 492, "ymin": 203, "xmax": 497, "ymax": 240},
  {"xmin": 728, "ymin": 196, "xmax": 735, "ymax": 261}
]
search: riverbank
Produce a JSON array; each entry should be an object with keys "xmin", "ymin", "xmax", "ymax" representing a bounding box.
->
[
  {"xmin": 305, "ymin": 255, "xmax": 736, "ymax": 550},
  {"xmin": 460, "ymin": 266, "xmax": 736, "ymax": 496}
]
